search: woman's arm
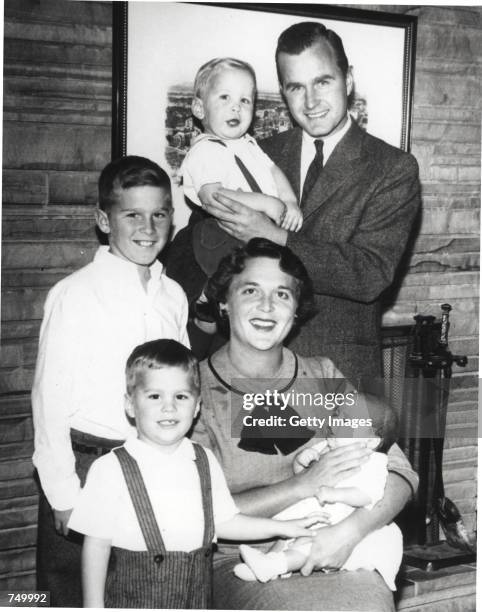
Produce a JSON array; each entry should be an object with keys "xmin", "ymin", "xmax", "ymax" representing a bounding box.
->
[
  {"xmin": 232, "ymin": 443, "xmax": 372, "ymax": 516},
  {"xmin": 316, "ymin": 485, "xmax": 371, "ymax": 508},
  {"xmin": 301, "ymin": 471, "xmax": 411, "ymax": 574},
  {"xmin": 82, "ymin": 536, "xmax": 111, "ymax": 608}
]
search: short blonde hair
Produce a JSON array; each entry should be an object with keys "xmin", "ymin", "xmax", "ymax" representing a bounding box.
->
[
  {"xmin": 125, "ymin": 339, "xmax": 200, "ymax": 396},
  {"xmin": 194, "ymin": 57, "xmax": 257, "ymax": 99}
]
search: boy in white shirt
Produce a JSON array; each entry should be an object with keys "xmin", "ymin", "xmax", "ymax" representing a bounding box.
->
[
  {"xmin": 69, "ymin": 339, "xmax": 319, "ymax": 608},
  {"xmin": 32, "ymin": 156, "xmax": 189, "ymax": 607},
  {"xmin": 181, "ymin": 57, "xmax": 302, "ymax": 280}
]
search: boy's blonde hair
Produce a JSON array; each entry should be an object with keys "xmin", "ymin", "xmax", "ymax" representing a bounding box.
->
[
  {"xmin": 194, "ymin": 57, "xmax": 257, "ymax": 99},
  {"xmin": 125, "ymin": 339, "xmax": 200, "ymax": 396}
]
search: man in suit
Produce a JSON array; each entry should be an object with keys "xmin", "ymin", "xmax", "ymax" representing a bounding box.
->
[{"xmin": 203, "ymin": 21, "xmax": 421, "ymax": 383}]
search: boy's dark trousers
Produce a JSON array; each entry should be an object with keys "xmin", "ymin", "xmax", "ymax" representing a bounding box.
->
[
  {"xmin": 104, "ymin": 445, "xmax": 214, "ymax": 608},
  {"xmin": 36, "ymin": 431, "xmax": 124, "ymax": 607}
]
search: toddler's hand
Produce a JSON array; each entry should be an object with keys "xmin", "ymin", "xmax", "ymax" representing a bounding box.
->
[
  {"xmin": 279, "ymin": 513, "xmax": 330, "ymax": 539},
  {"xmin": 281, "ymin": 206, "xmax": 303, "ymax": 232}
]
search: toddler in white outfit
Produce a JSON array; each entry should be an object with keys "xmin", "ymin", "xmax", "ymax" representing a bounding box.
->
[{"xmin": 181, "ymin": 57, "xmax": 302, "ymax": 278}]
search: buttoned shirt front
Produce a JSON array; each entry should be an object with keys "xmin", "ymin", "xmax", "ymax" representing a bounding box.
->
[
  {"xmin": 32, "ymin": 246, "xmax": 189, "ymax": 510},
  {"xmin": 68, "ymin": 438, "xmax": 239, "ymax": 551},
  {"xmin": 300, "ymin": 115, "xmax": 352, "ymax": 196}
]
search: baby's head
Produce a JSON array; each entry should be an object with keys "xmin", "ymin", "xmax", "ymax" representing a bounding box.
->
[
  {"xmin": 327, "ymin": 395, "xmax": 399, "ymax": 454},
  {"xmin": 191, "ymin": 57, "xmax": 257, "ymax": 140},
  {"xmin": 125, "ymin": 339, "xmax": 200, "ymax": 453}
]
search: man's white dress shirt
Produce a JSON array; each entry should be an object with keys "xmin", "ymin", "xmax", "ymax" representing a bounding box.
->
[
  {"xmin": 32, "ymin": 247, "xmax": 189, "ymax": 510},
  {"xmin": 300, "ymin": 115, "xmax": 352, "ymax": 197}
]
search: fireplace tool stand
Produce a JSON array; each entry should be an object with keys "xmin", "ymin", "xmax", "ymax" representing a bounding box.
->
[{"xmin": 398, "ymin": 304, "xmax": 476, "ymax": 571}]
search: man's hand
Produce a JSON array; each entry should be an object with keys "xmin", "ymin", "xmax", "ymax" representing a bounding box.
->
[
  {"xmin": 54, "ymin": 508, "xmax": 73, "ymax": 536},
  {"xmin": 198, "ymin": 182, "xmax": 223, "ymax": 209},
  {"xmin": 206, "ymin": 188, "xmax": 288, "ymax": 245},
  {"xmin": 301, "ymin": 520, "xmax": 360, "ymax": 575},
  {"xmin": 295, "ymin": 443, "xmax": 371, "ymax": 498}
]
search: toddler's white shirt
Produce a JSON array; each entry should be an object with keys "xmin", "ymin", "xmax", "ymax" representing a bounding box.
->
[
  {"xmin": 69, "ymin": 437, "xmax": 239, "ymax": 551},
  {"xmin": 181, "ymin": 133, "xmax": 279, "ymax": 206}
]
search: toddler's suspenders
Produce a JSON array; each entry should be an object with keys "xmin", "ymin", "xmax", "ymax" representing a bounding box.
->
[
  {"xmin": 113, "ymin": 447, "xmax": 166, "ymax": 551},
  {"xmin": 106, "ymin": 444, "xmax": 214, "ymax": 608},
  {"xmin": 192, "ymin": 443, "xmax": 215, "ymax": 545},
  {"xmin": 208, "ymin": 138, "xmax": 262, "ymax": 193},
  {"xmin": 113, "ymin": 445, "xmax": 214, "ymax": 551}
]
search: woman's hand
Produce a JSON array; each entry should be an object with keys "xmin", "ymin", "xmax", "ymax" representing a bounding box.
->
[
  {"xmin": 295, "ymin": 443, "xmax": 371, "ymax": 498},
  {"xmin": 300, "ymin": 520, "xmax": 360, "ymax": 575}
]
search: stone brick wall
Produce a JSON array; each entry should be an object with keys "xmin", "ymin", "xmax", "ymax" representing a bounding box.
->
[
  {"xmin": 1, "ymin": 0, "xmax": 111, "ymax": 589},
  {"xmin": 1, "ymin": 1, "xmax": 479, "ymax": 591}
]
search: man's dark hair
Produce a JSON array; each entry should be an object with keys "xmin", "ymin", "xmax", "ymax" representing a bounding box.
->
[
  {"xmin": 125, "ymin": 339, "xmax": 200, "ymax": 395},
  {"xmin": 98, "ymin": 155, "xmax": 171, "ymax": 212},
  {"xmin": 276, "ymin": 21, "xmax": 349, "ymax": 82},
  {"xmin": 205, "ymin": 237, "xmax": 316, "ymax": 330}
]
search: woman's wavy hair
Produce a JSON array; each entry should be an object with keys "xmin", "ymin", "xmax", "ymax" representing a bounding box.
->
[{"xmin": 205, "ymin": 238, "xmax": 316, "ymax": 333}]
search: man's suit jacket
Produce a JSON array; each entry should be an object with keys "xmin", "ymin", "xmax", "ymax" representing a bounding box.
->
[{"xmin": 261, "ymin": 122, "xmax": 421, "ymax": 383}]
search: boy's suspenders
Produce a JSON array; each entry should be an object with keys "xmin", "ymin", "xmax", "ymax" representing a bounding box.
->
[
  {"xmin": 112, "ymin": 444, "xmax": 215, "ymax": 551},
  {"xmin": 208, "ymin": 138, "xmax": 262, "ymax": 193},
  {"xmin": 107, "ymin": 444, "xmax": 215, "ymax": 608}
]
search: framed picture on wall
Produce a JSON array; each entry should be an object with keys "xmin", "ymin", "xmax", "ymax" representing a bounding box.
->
[{"xmin": 112, "ymin": 2, "xmax": 417, "ymax": 228}]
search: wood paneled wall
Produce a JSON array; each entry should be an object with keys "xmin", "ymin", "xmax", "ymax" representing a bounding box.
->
[{"xmin": 1, "ymin": 0, "xmax": 479, "ymax": 591}]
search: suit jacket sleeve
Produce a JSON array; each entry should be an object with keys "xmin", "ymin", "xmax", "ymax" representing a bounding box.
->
[{"xmin": 287, "ymin": 152, "xmax": 420, "ymax": 302}]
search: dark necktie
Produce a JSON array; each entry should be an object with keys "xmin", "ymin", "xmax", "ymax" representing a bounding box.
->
[{"xmin": 301, "ymin": 139, "xmax": 324, "ymax": 206}]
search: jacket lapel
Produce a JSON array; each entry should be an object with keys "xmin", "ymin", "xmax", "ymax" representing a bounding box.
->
[{"xmin": 302, "ymin": 122, "xmax": 365, "ymax": 220}]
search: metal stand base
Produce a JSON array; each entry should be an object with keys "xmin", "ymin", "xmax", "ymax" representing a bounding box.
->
[{"xmin": 403, "ymin": 542, "xmax": 476, "ymax": 572}]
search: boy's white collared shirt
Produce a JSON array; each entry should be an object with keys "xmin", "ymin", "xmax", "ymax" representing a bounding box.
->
[
  {"xmin": 32, "ymin": 246, "xmax": 190, "ymax": 510},
  {"xmin": 68, "ymin": 438, "xmax": 239, "ymax": 551}
]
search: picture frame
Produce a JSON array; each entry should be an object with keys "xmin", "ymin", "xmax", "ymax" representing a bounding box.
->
[{"xmin": 112, "ymin": 2, "xmax": 417, "ymax": 228}]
